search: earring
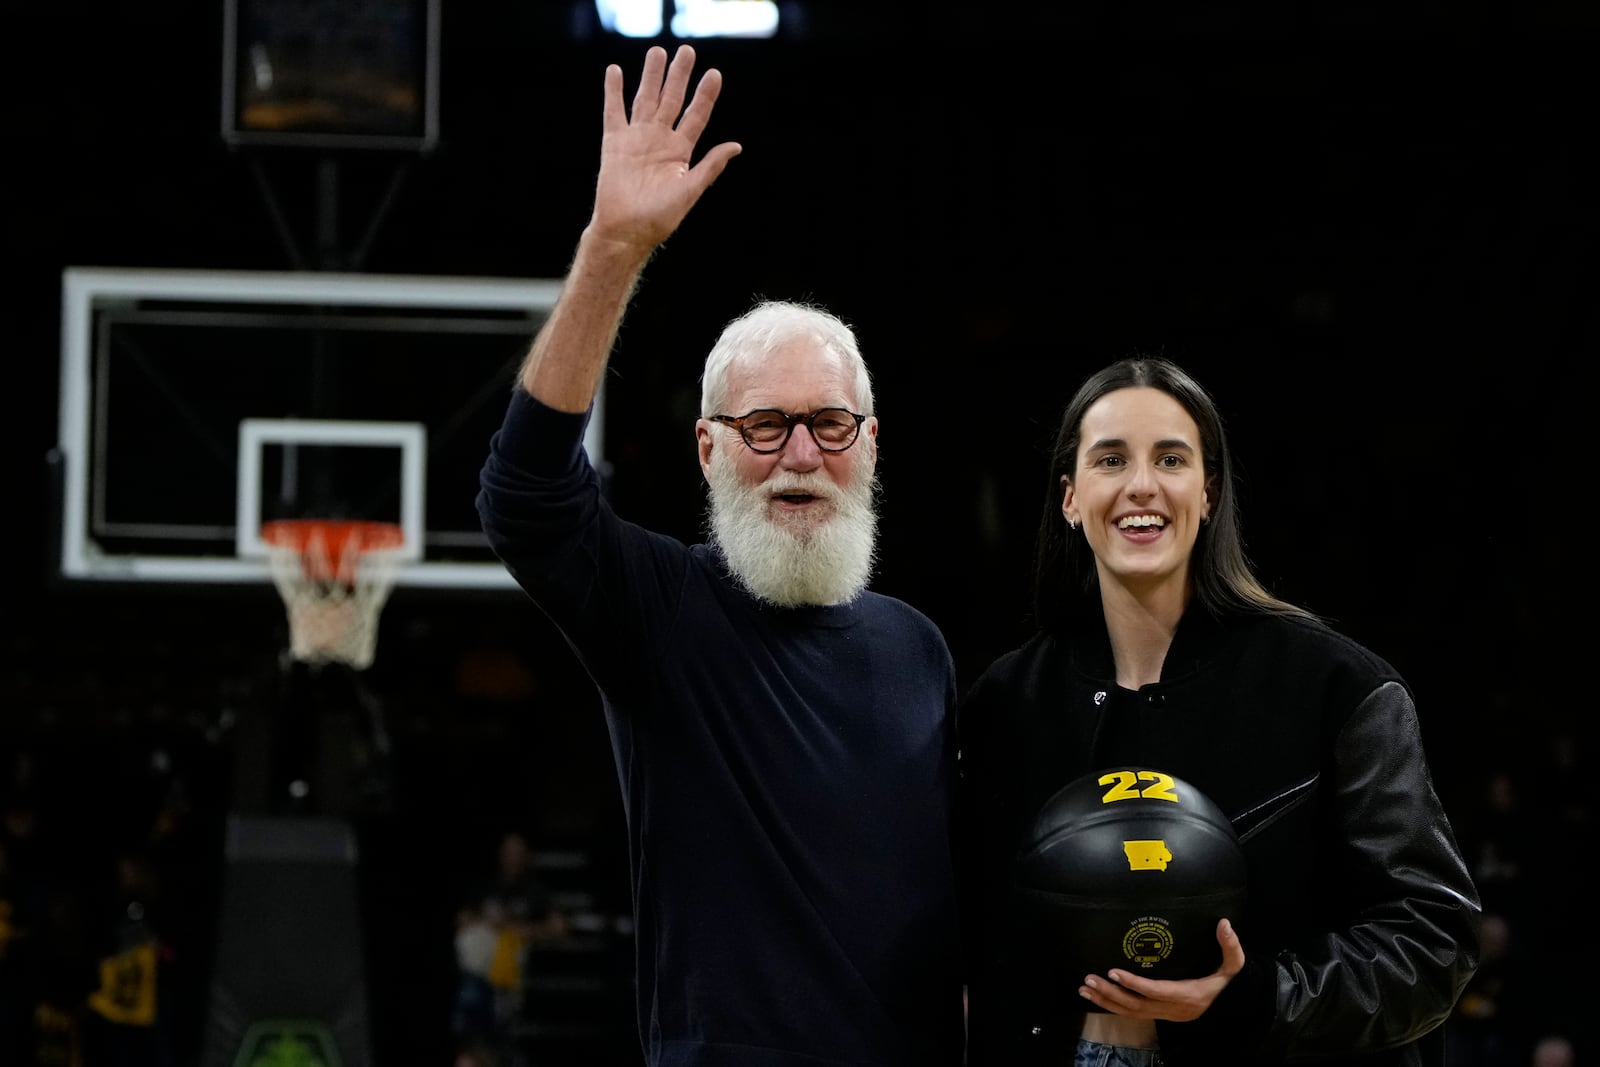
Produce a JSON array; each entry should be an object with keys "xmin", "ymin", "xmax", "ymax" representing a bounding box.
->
[{"xmin": 1066, "ymin": 518, "xmax": 1077, "ymax": 531}]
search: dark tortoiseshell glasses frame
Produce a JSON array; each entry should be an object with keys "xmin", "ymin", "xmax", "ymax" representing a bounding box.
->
[{"xmin": 708, "ymin": 407, "xmax": 867, "ymax": 453}]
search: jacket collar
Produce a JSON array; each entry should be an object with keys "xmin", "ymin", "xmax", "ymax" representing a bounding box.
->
[{"xmin": 1056, "ymin": 597, "xmax": 1228, "ymax": 687}]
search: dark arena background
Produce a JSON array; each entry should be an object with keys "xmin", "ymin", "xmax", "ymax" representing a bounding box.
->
[{"xmin": 4, "ymin": 3, "xmax": 1592, "ymax": 1066}]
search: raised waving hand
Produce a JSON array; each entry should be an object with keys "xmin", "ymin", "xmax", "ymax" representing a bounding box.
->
[{"xmin": 589, "ymin": 44, "xmax": 743, "ymax": 253}]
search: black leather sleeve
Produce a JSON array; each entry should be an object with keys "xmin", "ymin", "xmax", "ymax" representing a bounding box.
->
[{"xmin": 1262, "ymin": 680, "xmax": 1482, "ymax": 1060}]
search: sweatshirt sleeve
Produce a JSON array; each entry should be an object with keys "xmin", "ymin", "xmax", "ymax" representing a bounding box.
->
[{"xmin": 476, "ymin": 386, "xmax": 693, "ymax": 702}]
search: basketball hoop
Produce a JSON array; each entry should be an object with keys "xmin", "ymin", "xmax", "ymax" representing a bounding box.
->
[{"xmin": 262, "ymin": 519, "xmax": 406, "ymax": 671}]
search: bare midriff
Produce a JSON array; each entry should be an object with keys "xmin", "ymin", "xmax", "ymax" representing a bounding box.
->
[{"xmin": 1080, "ymin": 1012, "xmax": 1159, "ymax": 1050}]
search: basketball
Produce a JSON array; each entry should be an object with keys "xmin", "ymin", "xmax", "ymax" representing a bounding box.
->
[{"xmin": 1012, "ymin": 766, "xmax": 1247, "ymax": 987}]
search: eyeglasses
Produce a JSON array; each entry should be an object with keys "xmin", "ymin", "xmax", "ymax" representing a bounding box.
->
[{"xmin": 708, "ymin": 407, "xmax": 867, "ymax": 454}]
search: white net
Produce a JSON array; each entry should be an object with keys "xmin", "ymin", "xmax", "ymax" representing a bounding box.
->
[{"xmin": 263, "ymin": 521, "xmax": 404, "ymax": 671}]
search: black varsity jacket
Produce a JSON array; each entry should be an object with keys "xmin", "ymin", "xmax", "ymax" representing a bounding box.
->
[{"xmin": 959, "ymin": 605, "xmax": 1482, "ymax": 1066}]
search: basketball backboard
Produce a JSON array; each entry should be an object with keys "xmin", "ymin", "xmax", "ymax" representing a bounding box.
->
[
  {"xmin": 54, "ymin": 266, "xmax": 589, "ymax": 589},
  {"xmin": 222, "ymin": 0, "xmax": 441, "ymax": 153}
]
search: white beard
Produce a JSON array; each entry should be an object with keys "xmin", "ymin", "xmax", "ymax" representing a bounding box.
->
[{"xmin": 705, "ymin": 450, "xmax": 879, "ymax": 607}]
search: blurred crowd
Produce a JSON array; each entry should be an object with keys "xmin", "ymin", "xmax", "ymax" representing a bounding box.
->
[
  {"xmin": 0, "ymin": 740, "xmax": 221, "ymax": 1067},
  {"xmin": 1441, "ymin": 726, "xmax": 1589, "ymax": 1067}
]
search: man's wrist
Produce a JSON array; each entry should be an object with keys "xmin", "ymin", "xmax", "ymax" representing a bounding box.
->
[{"xmin": 575, "ymin": 223, "xmax": 657, "ymax": 274}]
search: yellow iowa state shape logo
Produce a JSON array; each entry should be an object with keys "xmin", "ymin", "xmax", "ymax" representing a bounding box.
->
[{"xmin": 1123, "ymin": 840, "xmax": 1173, "ymax": 870}]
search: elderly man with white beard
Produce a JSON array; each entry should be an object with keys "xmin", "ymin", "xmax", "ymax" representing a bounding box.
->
[
  {"xmin": 475, "ymin": 44, "xmax": 966, "ymax": 1067},
  {"xmin": 699, "ymin": 302, "xmax": 882, "ymax": 607}
]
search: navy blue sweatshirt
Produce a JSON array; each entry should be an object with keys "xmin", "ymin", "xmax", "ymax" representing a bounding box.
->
[{"xmin": 477, "ymin": 390, "xmax": 966, "ymax": 1067}]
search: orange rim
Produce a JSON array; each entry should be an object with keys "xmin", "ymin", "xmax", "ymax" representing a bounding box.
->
[{"xmin": 261, "ymin": 519, "xmax": 405, "ymax": 582}]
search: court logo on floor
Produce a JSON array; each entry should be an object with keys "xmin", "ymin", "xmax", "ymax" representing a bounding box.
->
[{"xmin": 230, "ymin": 1019, "xmax": 344, "ymax": 1067}]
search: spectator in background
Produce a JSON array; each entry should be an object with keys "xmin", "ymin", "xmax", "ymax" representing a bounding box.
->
[
  {"xmin": 25, "ymin": 880, "xmax": 97, "ymax": 1065},
  {"xmin": 1, "ymin": 781, "xmax": 50, "ymax": 924},
  {"xmin": 1445, "ymin": 913, "xmax": 1530, "ymax": 1067},
  {"xmin": 475, "ymin": 831, "xmax": 568, "ymax": 948},
  {"xmin": 1514, "ymin": 728, "xmax": 1589, "ymax": 1067},
  {"xmin": 1462, "ymin": 768, "xmax": 1529, "ymax": 918},
  {"xmin": 83, "ymin": 842, "xmax": 170, "ymax": 1067},
  {"xmin": 454, "ymin": 1038, "xmax": 505, "ymax": 1067},
  {"xmin": 1, "ymin": 767, "xmax": 96, "ymax": 1065},
  {"xmin": 1529, "ymin": 1034, "xmax": 1574, "ymax": 1067},
  {"xmin": 1, "ymin": 832, "xmax": 29, "ymax": 1066},
  {"xmin": 451, "ymin": 830, "xmax": 566, "ymax": 1066}
]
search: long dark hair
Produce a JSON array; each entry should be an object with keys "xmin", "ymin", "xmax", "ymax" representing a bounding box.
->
[{"xmin": 1031, "ymin": 356, "xmax": 1311, "ymax": 631}]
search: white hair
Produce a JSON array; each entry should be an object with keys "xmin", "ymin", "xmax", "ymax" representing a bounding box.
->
[{"xmin": 699, "ymin": 300, "xmax": 874, "ymax": 417}]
